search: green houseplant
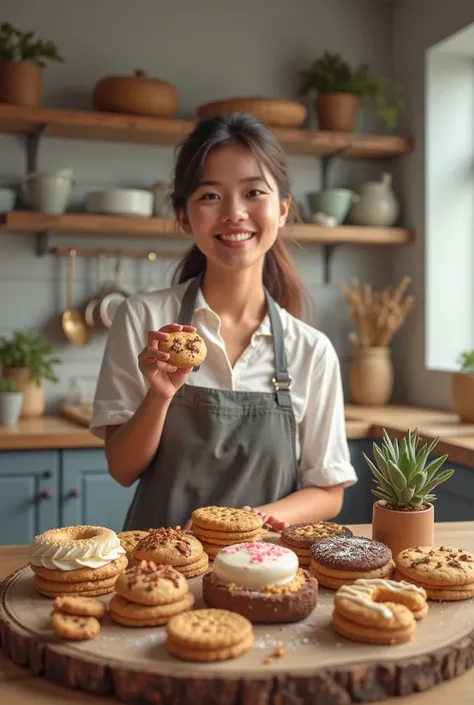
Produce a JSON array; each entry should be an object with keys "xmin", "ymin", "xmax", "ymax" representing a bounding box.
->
[
  {"xmin": 0, "ymin": 377, "xmax": 23, "ymax": 427},
  {"xmin": 298, "ymin": 51, "xmax": 404, "ymax": 132},
  {"xmin": 0, "ymin": 22, "xmax": 63, "ymax": 106},
  {"xmin": 0, "ymin": 330, "xmax": 60, "ymax": 418},
  {"xmin": 452, "ymin": 349, "xmax": 474, "ymax": 422},
  {"xmin": 365, "ymin": 428, "xmax": 455, "ymax": 557}
]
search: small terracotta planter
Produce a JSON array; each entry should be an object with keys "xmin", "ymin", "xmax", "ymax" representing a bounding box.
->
[
  {"xmin": 452, "ymin": 372, "xmax": 474, "ymax": 422},
  {"xmin": 372, "ymin": 500, "xmax": 434, "ymax": 560},
  {"xmin": 0, "ymin": 60, "xmax": 43, "ymax": 106},
  {"xmin": 315, "ymin": 92, "xmax": 360, "ymax": 132}
]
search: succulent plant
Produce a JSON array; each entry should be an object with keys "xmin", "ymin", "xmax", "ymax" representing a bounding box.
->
[{"xmin": 364, "ymin": 428, "xmax": 455, "ymax": 509}]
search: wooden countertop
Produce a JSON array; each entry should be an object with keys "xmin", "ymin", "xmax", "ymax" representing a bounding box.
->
[
  {"xmin": 0, "ymin": 405, "xmax": 473, "ymax": 468},
  {"xmin": 1, "ymin": 521, "xmax": 473, "ymax": 704}
]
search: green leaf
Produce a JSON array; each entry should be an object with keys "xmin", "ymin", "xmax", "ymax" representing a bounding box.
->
[
  {"xmin": 401, "ymin": 487, "xmax": 415, "ymax": 502},
  {"xmin": 424, "ymin": 454, "xmax": 448, "ymax": 483},
  {"xmin": 372, "ymin": 443, "xmax": 389, "ymax": 474},
  {"xmin": 421, "ymin": 468, "xmax": 455, "ymax": 495},
  {"xmin": 387, "ymin": 460, "xmax": 407, "ymax": 490},
  {"xmin": 410, "ymin": 470, "xmax": 428, "ymax": 494}
]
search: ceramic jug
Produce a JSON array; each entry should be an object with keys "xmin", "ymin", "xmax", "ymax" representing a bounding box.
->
[
  {"xmin": 348, "ymin": 172, "xmax": 399, "ymax": 227},
  {"xmin": 20, "ymin": 168, "xmax": 74, "ymax": 213}
]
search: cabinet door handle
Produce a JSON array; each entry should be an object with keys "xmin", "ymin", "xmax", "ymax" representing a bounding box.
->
[
  {"xmin": 39, "ymin": 489, "xmax": 53, "ymax": 500},
  {"xmin": 41, "ymin": 470, "xmax": 52, "ymax": 479},
  {"xmin": 69, "ymin": 488, "xmax": 81, "ymax": 498}
]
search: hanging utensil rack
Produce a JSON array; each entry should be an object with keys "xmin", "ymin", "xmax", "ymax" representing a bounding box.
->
[{"xmin": 51, "ymin": 246, "xmax": 188, "ymax": 259}]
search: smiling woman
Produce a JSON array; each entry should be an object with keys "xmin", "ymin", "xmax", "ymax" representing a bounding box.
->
[{"xmin": 90, "ymin": 112, "xmax": 357, "ymax": 532}]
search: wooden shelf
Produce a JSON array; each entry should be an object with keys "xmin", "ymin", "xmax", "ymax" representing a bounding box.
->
[
  {"xmin": 0, "ymin": 103, "xmax": 413, "ymax": 158},
  {"xmin": 0, "ymin": 211, "xmax": 413, "ymax": 246}
]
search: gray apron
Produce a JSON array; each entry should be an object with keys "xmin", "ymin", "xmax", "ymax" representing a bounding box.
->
[{"xmin": 124, "ymin": 276, "xmax": 299, "ymax": 530}]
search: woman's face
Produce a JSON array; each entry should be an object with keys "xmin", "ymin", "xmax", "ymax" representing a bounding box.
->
[{"xmin": 180, "ymin": 143, "xmax": 290, "ymax": 272}]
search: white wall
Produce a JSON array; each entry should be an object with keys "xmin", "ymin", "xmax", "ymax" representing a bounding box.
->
[
  {"xmin": 392, "ymin": 0, "xmax": 474, "ymax": 407},
  {"xmin": 0, "ymin": 0, "xmax": 397, "ymax": 409}
]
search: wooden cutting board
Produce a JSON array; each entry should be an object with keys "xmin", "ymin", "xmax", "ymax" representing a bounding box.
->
[
  {"xmin": 59, "ymin": 404, "xmax": 92, "ymax": 427},
  {"xmin": 1, "ymin": 562, "xmax": 473, "ymax": 704}
]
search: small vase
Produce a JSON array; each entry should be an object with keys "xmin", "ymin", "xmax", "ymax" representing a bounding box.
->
[
  {"xmin": 315, "ymin": 93, "xmax": 360, "ymax": 132},
  {"xmin": 348, "ymin": 172, "xmax": 400, "ymax": 227},
  {"xmin": 452, "ymin": 372, "xmax": 474, "ymax": 422},
  {"xmin": 349, "ymin": 346, "xmax": 393, "ymax": 406},
  {"xmin": 372, "ymin": 500, "xmax": 434, "ymax": 559},
  {"xmin": 2, "ymin": 368, "xmax": 44, "ymax": 418},
  {"xmin": 0, "ymin": 60, "xmax": 43, "ymax": 107},
  {"xmin": 0, "ymin": 392, "xmax": 24, "ymax": 426}
]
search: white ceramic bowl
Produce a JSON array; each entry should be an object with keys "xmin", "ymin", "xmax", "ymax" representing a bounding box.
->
[{"xmin": 85, "ymin": 189, "xmax": 153, "ymax": 217}]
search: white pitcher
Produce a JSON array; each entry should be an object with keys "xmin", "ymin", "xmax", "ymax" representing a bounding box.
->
[
  {"xmin": 20, "ymin": 168, "xmax": 74, "ymax": 213},
  {"xmin": 348, "ymin": 172, "xmax": 400, "ymax": 227}
]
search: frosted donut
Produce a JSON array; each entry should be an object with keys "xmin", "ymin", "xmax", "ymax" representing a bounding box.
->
[
  {"xmin": 30, "ymin": 525, "xmax": 126, "ymax": 571},
  {"xmin": 334, "ymin": 578, "xmax": 428, "ymax": 630}
]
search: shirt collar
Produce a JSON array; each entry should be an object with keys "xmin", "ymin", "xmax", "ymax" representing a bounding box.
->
[{"xmin": 193, "ymin": 282, "xmax": 281, "ymax": 337}]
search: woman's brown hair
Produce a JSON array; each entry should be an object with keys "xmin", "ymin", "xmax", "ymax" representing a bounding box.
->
[{"xmin": 171, "ymin": 112, "xmax": 307, "ymax": 318}]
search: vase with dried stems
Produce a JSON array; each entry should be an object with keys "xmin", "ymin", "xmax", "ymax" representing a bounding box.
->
[{"xmin": 341, "ymin": 275, "xmax": 415, "ymax": 406}]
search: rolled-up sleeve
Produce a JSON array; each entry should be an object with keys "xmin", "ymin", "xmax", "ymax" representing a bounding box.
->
[
  {"xmin": 90, "ymin": 298, "xmax": 148, "ymax": 439},
  {"xmin": 298, "ymin": 337, "xmax": 357, "ymax": 489}
]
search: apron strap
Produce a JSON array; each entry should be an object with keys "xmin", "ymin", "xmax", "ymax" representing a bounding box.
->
[{"xmin": 177, "ymin": 275, "xmax": 292, "ymax": 407}]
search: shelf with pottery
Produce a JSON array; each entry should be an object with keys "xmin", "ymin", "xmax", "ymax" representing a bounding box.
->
[
  {"xmin": 0, "ymin": 103, "xmax": 413, "ymax": 159},
  {"xmin": 0, "ymin": 210, "xmax": 413, "ymax": 252}
]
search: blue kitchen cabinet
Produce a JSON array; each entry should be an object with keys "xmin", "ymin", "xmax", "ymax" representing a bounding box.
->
[
  {"xmin": 0, "ymin": 450, "xmax": 59, "ymax": 545},
  {"xmin": 428, "ymin": 459, "xmax": 474, "ymax": 521},
  {"xmin": 60, "ymin": 448, "xmax": 137, "ymax": 533}
]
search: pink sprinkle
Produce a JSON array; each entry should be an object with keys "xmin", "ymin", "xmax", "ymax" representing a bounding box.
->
[{"xmin": 220, "ymin": 541, "xmax": 291, "ymax": 564}]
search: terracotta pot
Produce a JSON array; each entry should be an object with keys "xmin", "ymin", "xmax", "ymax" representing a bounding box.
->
[
  {"xmin": 315, "ymin": 92, "xmax": 360, "ymax": 131},
  {"xmin": 372, "ymin": 500, "xmax": 434, "ymax": 560},
  {"xmin": 0, "ymin": 61, "xmax": 43, "ymax": 106},
  {"xmin": 2, "ymin": 367, "xmax": 44, "ymax": 418},
  {"xmin": 93, "ymin": 69, "xmax": 178, "ymax": 117},
  {"xmin": 452, "ymin": 372, "xmax": 474, "ymax": 422},
  {"xmin": 349, "ymin": 346, "xmax": 393, "ymax": 406}
]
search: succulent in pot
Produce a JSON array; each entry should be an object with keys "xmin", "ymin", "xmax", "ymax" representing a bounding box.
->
[
  {"xmin": 365, "ymin": 428, "xmax": 455, "ymax": 558},
  {"xmin": 452, "ymin": 349, "xmax": 474, "ymax": 422}
]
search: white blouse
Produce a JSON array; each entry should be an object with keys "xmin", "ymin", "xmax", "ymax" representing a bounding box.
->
[{"xmin": 90, "ymin": 280, "xmax": 357, "ymax": 490}]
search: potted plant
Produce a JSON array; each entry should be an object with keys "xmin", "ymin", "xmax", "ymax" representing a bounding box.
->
[
  {"xmin": 298, "ymin": 51, "xmax": 404, "ymax": 132},
  {"xmin": 0, "ymin": 377, "xmax": 23, "ymax": 427},
  {"xmin": 452, "ymin": 350, "xmax": 474, "ymax": 422},
  {"xmin": 0, "ymin": 22, "xmax": 63, "ymax": 106},
  {"xmin": 0, "ymin": 330, "xmax": 60, "ymax": 418},
  {"xmin": 365, "ymin": 428, "xmax": 455, "ymax": 559}
]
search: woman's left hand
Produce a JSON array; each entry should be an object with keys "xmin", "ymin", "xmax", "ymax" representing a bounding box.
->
[{"xmin": 242, "ymin": 506, "xmax": 289, "ymax": 532}]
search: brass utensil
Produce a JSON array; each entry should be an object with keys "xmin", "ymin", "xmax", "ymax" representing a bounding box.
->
[{"xmin": 61, "ymin": 249, "xmax": 91, "ymax": 346}]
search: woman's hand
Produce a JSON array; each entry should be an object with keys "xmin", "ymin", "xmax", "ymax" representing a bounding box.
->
[
  {"xmin": 138, "ymin": 324, "xmax": 196, "ymax": 401},
  {"xmin": 242, "ymin": 506, "xmax": 289, "ymax": 532}
]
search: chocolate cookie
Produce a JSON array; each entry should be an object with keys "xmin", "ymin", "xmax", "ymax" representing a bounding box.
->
[
  {"xmin": 159, "ymin": 331, "xmax": 207, "ymax": 369},
  {"xmin": 202, "ymin": 568, "xmax": 318, "ymax": 624},
  {"xmin": 281, "ymin": 521, "xmax": 353, "ymax": 549},
  {"xmin": 311, "ymin": 536, "xmax": 392, "ymax": 572}
]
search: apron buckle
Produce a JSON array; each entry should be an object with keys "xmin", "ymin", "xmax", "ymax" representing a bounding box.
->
[{"xmin": 272, "ymin": 374, "xmax": 292, "ymax": 391}]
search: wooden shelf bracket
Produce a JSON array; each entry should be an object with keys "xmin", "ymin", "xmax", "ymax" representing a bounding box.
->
[
  {"xmin": 36, "ymin": 229, "xmax": 54, "ymax": 256},
  {"xmin": 26, "ymin": 125, "xmax": 47, "ymax": 174},
  {"xmin": 322, "ymin": 244, "xmax": 338, "ymax": 284},
  {"xmin": 320, "ymin": 146, "xmax": 353, "ymax": 190}
]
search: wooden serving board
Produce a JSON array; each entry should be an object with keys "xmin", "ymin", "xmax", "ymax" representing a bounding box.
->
[
  {"xmin": 60, "ymin": 403, "xmax": 93, "ymax": 427},
  {"xmin": 1, "ymin": 564, "xmax": 474, "ymax": 704}
]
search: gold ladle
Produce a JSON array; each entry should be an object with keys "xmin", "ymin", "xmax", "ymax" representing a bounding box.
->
[{"xmin": 61, "ymin": 249, "xmax": 91, "ymax": 346}]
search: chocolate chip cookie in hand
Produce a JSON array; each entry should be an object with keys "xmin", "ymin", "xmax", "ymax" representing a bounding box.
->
[{"xmin": 159, "ymin": 331, "xmax": 207, "ymax": 368}]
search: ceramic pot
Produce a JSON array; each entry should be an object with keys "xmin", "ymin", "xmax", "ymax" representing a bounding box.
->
[
  {"xmin": 0, "ymin": 60, "xmax": 42, "ymax": 106},
  {"xmin": 307, "ymin": 188, "xmax": 358, "ymax": 225},
  {"xmin": 315, "ymin": 92, "xmax": 360, "ymax": 132},
  {"xmin": 349, "ymin": 172, "xmax": 400, "ymax": 227},
  {"xmin": 372, "ymin": 500, "xmax": 434, "ymax": 559},
  {"xmin": 452, "ymin": 372, "xmax": 474, "ymax": 422},
  {"xmin": 0, "ymin": 392, "xmax": 23, "ymax": 426},
  {"xmin": 0, "ymin": 187, "xmax": 16, "ymax": 213},
  {"xmin": 20, "ymin": 169, "xmax": 74, "ymax": 213},
  {"xmin": 2, "ymin": 368, "xmax": 44, "ymax": 418},
  {"xmin": 93, "ymin": 69, "xmax": 178, "ymax": 117},
  {"xmin": 349, "ymin": 346, "xmax": 393, "ymax": 406}
]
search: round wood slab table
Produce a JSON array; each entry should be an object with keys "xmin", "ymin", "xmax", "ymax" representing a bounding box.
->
[{"xmin": 0, "ymin": 522, "xmax": 473, "ymax": 705}]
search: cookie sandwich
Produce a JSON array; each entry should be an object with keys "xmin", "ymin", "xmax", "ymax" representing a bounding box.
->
[
  {"xmin": 110, "ymin": 560, "xmax": 195, "ymax": 627},
  {"xmin": 202, "ymin": 540, "xmax": 318, "ymax": 623},
  {"xmin": 30, "ymin": 525, "xmax": 127, "ymax": 598},
  {"xmin": 192, "ymin": 506, "xmax": 263, "ymax": 559},
  {"xmin": 332, "ymin": 578, "xmax": 428, "ymax": 645},
  {"xmin": 310, "ymin": 536, "xmax": 394, "ymax": 589},
  {"xmin": 166, "ymin": 608, "xmax": 254, "ymax": 662},
  {"xmin": 280, "ymin": 521, "xmax": 353, "ymax": 568},
  {"xmin": 395, "ymin": 546, "xmax": 474, "ymax": 601},
  {"xmin": 133, "ymin": 527, "xmax": 208, "ymax": 578}
]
